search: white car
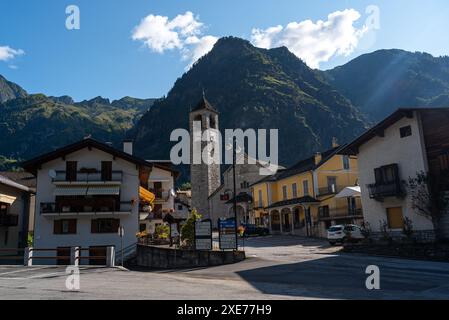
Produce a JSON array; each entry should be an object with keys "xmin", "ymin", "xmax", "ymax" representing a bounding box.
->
[{"xmin": 327, "ymin": 224, "xmax": 364, "ymax": 245}]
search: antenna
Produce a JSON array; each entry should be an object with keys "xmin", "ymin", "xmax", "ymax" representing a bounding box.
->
[{"xmin": 48, "ymin": 169, "xmax": 57, "ymax": 179}]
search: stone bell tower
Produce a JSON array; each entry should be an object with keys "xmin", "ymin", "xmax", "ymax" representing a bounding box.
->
[{"xmin": 189, "ymin": 95, "xmax": 221, "ymax": 219}]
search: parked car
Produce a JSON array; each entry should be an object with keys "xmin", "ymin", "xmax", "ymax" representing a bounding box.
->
[
  {"xmin": 241, "ymin": 224, "xmax": 270, "ymax": 237},
  {"xmin": 327, "ymin": 224, "xmax": 364, "ymax": 245}
]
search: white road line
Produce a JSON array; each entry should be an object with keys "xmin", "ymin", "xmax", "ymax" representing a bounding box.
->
[{"xmin": 0, "ymin": 266, "xmax": 50, "ymax": 276}]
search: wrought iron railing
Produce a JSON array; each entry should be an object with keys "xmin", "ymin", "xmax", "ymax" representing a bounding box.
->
[
  {"xmin": 0, "ymin": 214, "xmax": 19, "ymax": 227},
  {"xmin": 40, "ymin": 201, "xmax": 133, "ymax": 214},
  {"xmin": 367, "ymin": 181, "xmax": 403, "ymax": 199},
  {"xmin": 52, "ymin": 170, "xmax": 123, "ymax": 183}
]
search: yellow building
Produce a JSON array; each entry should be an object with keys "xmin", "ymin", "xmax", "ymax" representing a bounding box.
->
[{"xmin": 251, "ymin": 145, "xmax": 363, "ymax": 238}]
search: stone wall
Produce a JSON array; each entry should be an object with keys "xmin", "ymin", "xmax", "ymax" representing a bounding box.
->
[{"xmin": 136, "ymin": 245, "xmax": 245, "ymax": 269}]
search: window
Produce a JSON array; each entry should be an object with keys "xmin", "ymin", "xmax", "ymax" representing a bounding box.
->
[
  {"xmin": 319, "ymin": 206, "xmax": 330, "ymax": 218},
  {"xmin": 91, "ymin": 219, "xmax": 120, "ymax": 234},
  {"xmin": 282, "ymin": 186, "xmax": 288, "ymax": 200},
  {"xmin": 139, "ymin": 224, "xmax": 147, "ymax": 232},
  {"xmin": 240, "ymin": 181, "xmax": 250, "ymax": 189},
  {"xmin": 327, "ymin": 176, "xmax": 337, "ymax": 193},
  {"xmin": 400, "ymin": 125, "xmax": 412, "ymax": 138},
  {"xmin": 154, "ymin": 182, "xmax": 163, "ymax": 199},
  {"xmin": 177, "ymin": 204, "xmax": 183, "ymax": 210},
  {"xmin": 374, "ymin": 164, "xmax": 399, "ymax": 185},
  {"xmin": 0, "ymin": 202, "xmax": 9, "ymax": 215},
  {"xmin": 343, "ymin": 156, "xmax": 350, "ymax": 170},
  {"xmin": 386, "ymin": 207, "xmax": 404, "ymax": 229},
  {"xmin": 66, "ymin": 161, "xmax": 77, "ymax": 181},
  {"xmin": 101, "ymin": 161, "xmax": 112, "ymax": 181},
  {"xmin": 258, "ymin": 190, "xmax": 263, "ymax": 207},
  {"xmin": 303, "ymin": 180, "xmax": 309, "ymax": 196},
  {"xmin": 54, "ymin": 219, "xmax": 77, "ymax": 234},
  {"xmin": 292, "ymin": 183, "xmax": 298, "ymax": 198}
]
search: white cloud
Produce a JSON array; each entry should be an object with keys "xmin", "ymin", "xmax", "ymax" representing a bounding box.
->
[
  {"xmin": 132, "ymin": 11, "xmax": 217, "ymax": 67},
  {"xmin": 251, "ymin": 9, "xmax": 367, "ymax": 68},
  {"xmin": 0, "ymin": 46, "xmax": 24, "ymax": 62},
  {"xmin": 182, "ymin": 35, "xmax": 218, "ymax": 68}
]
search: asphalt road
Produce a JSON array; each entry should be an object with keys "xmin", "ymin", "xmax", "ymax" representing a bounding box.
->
[{"xmin": 1, "ymin": 236, "xmax": 449, "ymax": 300}]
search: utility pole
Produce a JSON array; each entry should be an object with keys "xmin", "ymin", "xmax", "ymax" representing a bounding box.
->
[{"xmin": 232, "ymin": 137, "xmax": 238, "ymax": 250}]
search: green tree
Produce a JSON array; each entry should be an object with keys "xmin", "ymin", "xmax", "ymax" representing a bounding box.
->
[{"xmin": 181, "ymin": 209, "xmax": 202, "ymax": 248}]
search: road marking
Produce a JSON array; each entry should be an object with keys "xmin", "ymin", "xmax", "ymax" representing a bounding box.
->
[{"xmin": 0, "ymin": 266, "xmax": 50, "ymax": 276}]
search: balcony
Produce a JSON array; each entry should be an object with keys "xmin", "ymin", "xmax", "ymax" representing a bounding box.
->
[
  {"xmin": 52, "ymin": 170, "xmax": 123, "ymax": 185},
  {"xmin": 319, "ymin": 209, "xmax": 363, "ymax": 220},
  {"xmin": 149, "ymin": 189, "xmax": 170, "ymax": 202},
  {"xmin": 0, "ymin": 214, "xmax": 19, "ymax": 227},
  {"xmin": 40, "ymin": 201, "xmax": 133, "ymax": 216},
  {"xmin": 367, "ymin": 182, "xmax": 404, "ymax": 200},
  {"xmin": 317, "ymin": 185, "xmax": 344, "ymax": 197}
]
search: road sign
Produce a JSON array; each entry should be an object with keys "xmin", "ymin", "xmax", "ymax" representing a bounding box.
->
[
  {"xmin": 195, "ymin": 220, "xmax": 212, "ymax": 251},
  {"xmin": 170, "ymin": 223, "xmax": 179, "ymax": 238},
  {"xmin": 219, "ymin": 218, "xmax": 237, "ymax": 250}
]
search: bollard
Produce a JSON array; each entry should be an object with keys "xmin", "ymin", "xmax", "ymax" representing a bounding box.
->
[
  {"xmin": 71, "ymin": 247, "xmax": 80, "ymax": 266},
  {"xmin": 24, "ymin": 247, "xmax": 33, "ymax": 266},
  {"xmin": 106, "ymin": 246, "xmax": 115, "ymax": 267}
]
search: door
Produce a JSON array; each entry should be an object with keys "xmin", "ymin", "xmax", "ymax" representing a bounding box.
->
[
  {"xmin": 66, "ymin": 161, "xmax": 77, "ymax": 181},
  {"xmin": 89, "ymin": 246, "xmax": 107, "ymax": 265},
  {"xmin": 56, "ymin": 247, "xmax": 71, "ymax": 265},
  {"xmin": 154, "ymin": 182, "xmax": 162, "ymax": 199}
]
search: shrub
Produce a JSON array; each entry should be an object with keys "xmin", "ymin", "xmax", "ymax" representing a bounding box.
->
[
  {"xmin": 402, "ymin": 217, "xmax": 414, "ymax": 240},
  {"xmin": 154, "ymin": 224, "xmax": 169, "ymax": 240},
  {"xmin": 379, "ymin": 220, "xmax": 393, "ymax": 244},
  {"xmin": 360, "ymin": 222, "xmax": 372, "ymax": 239},
  {"xmin": 181, "ymin": 209, "xmax": 202, "ymax": 248}
]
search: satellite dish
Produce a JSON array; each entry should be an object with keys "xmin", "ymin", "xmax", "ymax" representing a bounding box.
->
[
  {"xmin": 48, "ymin": 169, "xmax": 57, "ymax": 179},
  {"xmin": 170, "ymin": 188, "xmax": 176, "ymax": 197}
]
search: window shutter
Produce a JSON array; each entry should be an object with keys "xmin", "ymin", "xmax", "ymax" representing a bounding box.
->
[
  {"xmin": 374, "ymin": 168, "xmax": 383, "ymax": 184},
  {"xmin": 54, "ymin": 220, "xmax": 62, "ymax": 234},
  {"xmin": 69, "ymin": 219, "xmax": 77, "ymax": 234},
  {"xmin": 91, "ymin": 219, "xmax": 98, "ymax": 233},
  {"xmin": 112, "ymin": 219, "xmax": 120, "ymax": 233}
]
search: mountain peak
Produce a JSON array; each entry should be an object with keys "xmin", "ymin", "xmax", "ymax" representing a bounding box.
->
[{"xmin": 0, "ymin": 74, "xmax": 28, "ymax": 103}]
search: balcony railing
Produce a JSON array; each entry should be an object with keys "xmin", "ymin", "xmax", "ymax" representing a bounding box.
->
[
  {"xmin": 317, "ymin": 185, "xmax": 344, "ymax": 196},
  {"xmin": 40, "ymin": 201, "xmax": 132, "ymax": 215},
  {"xmin": 367, "ymin": 181, "xmax": 404, "ymax": 200},
  {"xmin": 319, "ymin": 209, "xmax": 363, "ymax": 220},
  {"xmin": 149, "ymin": 189, "xmax": 170, "ymax": 201},
  {"xmin": 0, "ymin": 214, "xmax": 19, "ymax": 227},
  {"xmin": 52, "ymin": 171, "xmax": 123, "ymax": 183}
]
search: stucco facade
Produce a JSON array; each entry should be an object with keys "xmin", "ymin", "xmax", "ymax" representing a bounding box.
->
[
  {"xmin": 32, "ymin": 148, "xmax": 140, "ymax": 259},
  {"xmin": 356, "ymin": 113, "xmax": 435, "ymax": 236}
]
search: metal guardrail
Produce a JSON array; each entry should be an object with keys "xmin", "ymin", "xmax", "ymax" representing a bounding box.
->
[{"xmin": 24, "ymin": 247, "xmax": 115, "ymax": 266}]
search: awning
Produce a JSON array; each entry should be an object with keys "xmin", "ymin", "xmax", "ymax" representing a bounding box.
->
[
  {"xmin": 335, "ymin": 186, "xmax": 361, "ymax": 198},
  {"xmin": 139, "ymin": 186, "xmax": 155, "ymax": 205},
  {"xmin": 0, "ymin": 194, "xmax": 16, "ymax": 204},
  {"xmin": 87, "ymin": 185, "xmax": 120, "ymax": 196},
  {"xmin": 54, "ymin": 186, "xmax": 88, "ymax": 196}
]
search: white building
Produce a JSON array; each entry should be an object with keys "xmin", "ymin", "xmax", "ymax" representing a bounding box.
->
[
  {"xmin": 341, "ymin": 108, "xmax": 449, "ymax": 241},
  {"xmin": 0, "ymin": 174, "xmax": 34, "ymax": 254},
  {"xmin": 139, "ymin": 161, "xmax": 179, "ymax": 234},
  {"xmin": 22, "ymin": 138, "xmax": 167, "ymax": 264}
]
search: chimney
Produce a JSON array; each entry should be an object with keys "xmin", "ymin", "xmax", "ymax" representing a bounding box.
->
[
  {"xmin": 332, "ymin": 137, "xmax": 339, "ymax": 148},
  {"xmin": 123, "ymin": 140, "xmax": 133, "ymax": 155},
  {"xmin": 314, "ymin": 152, "xmax": 322, "ymax": 165}
]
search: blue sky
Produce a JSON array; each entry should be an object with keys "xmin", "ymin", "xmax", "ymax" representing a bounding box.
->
[{"xmin": 1, "ymin": 0, "xmax": 448, "ymax": 101}]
